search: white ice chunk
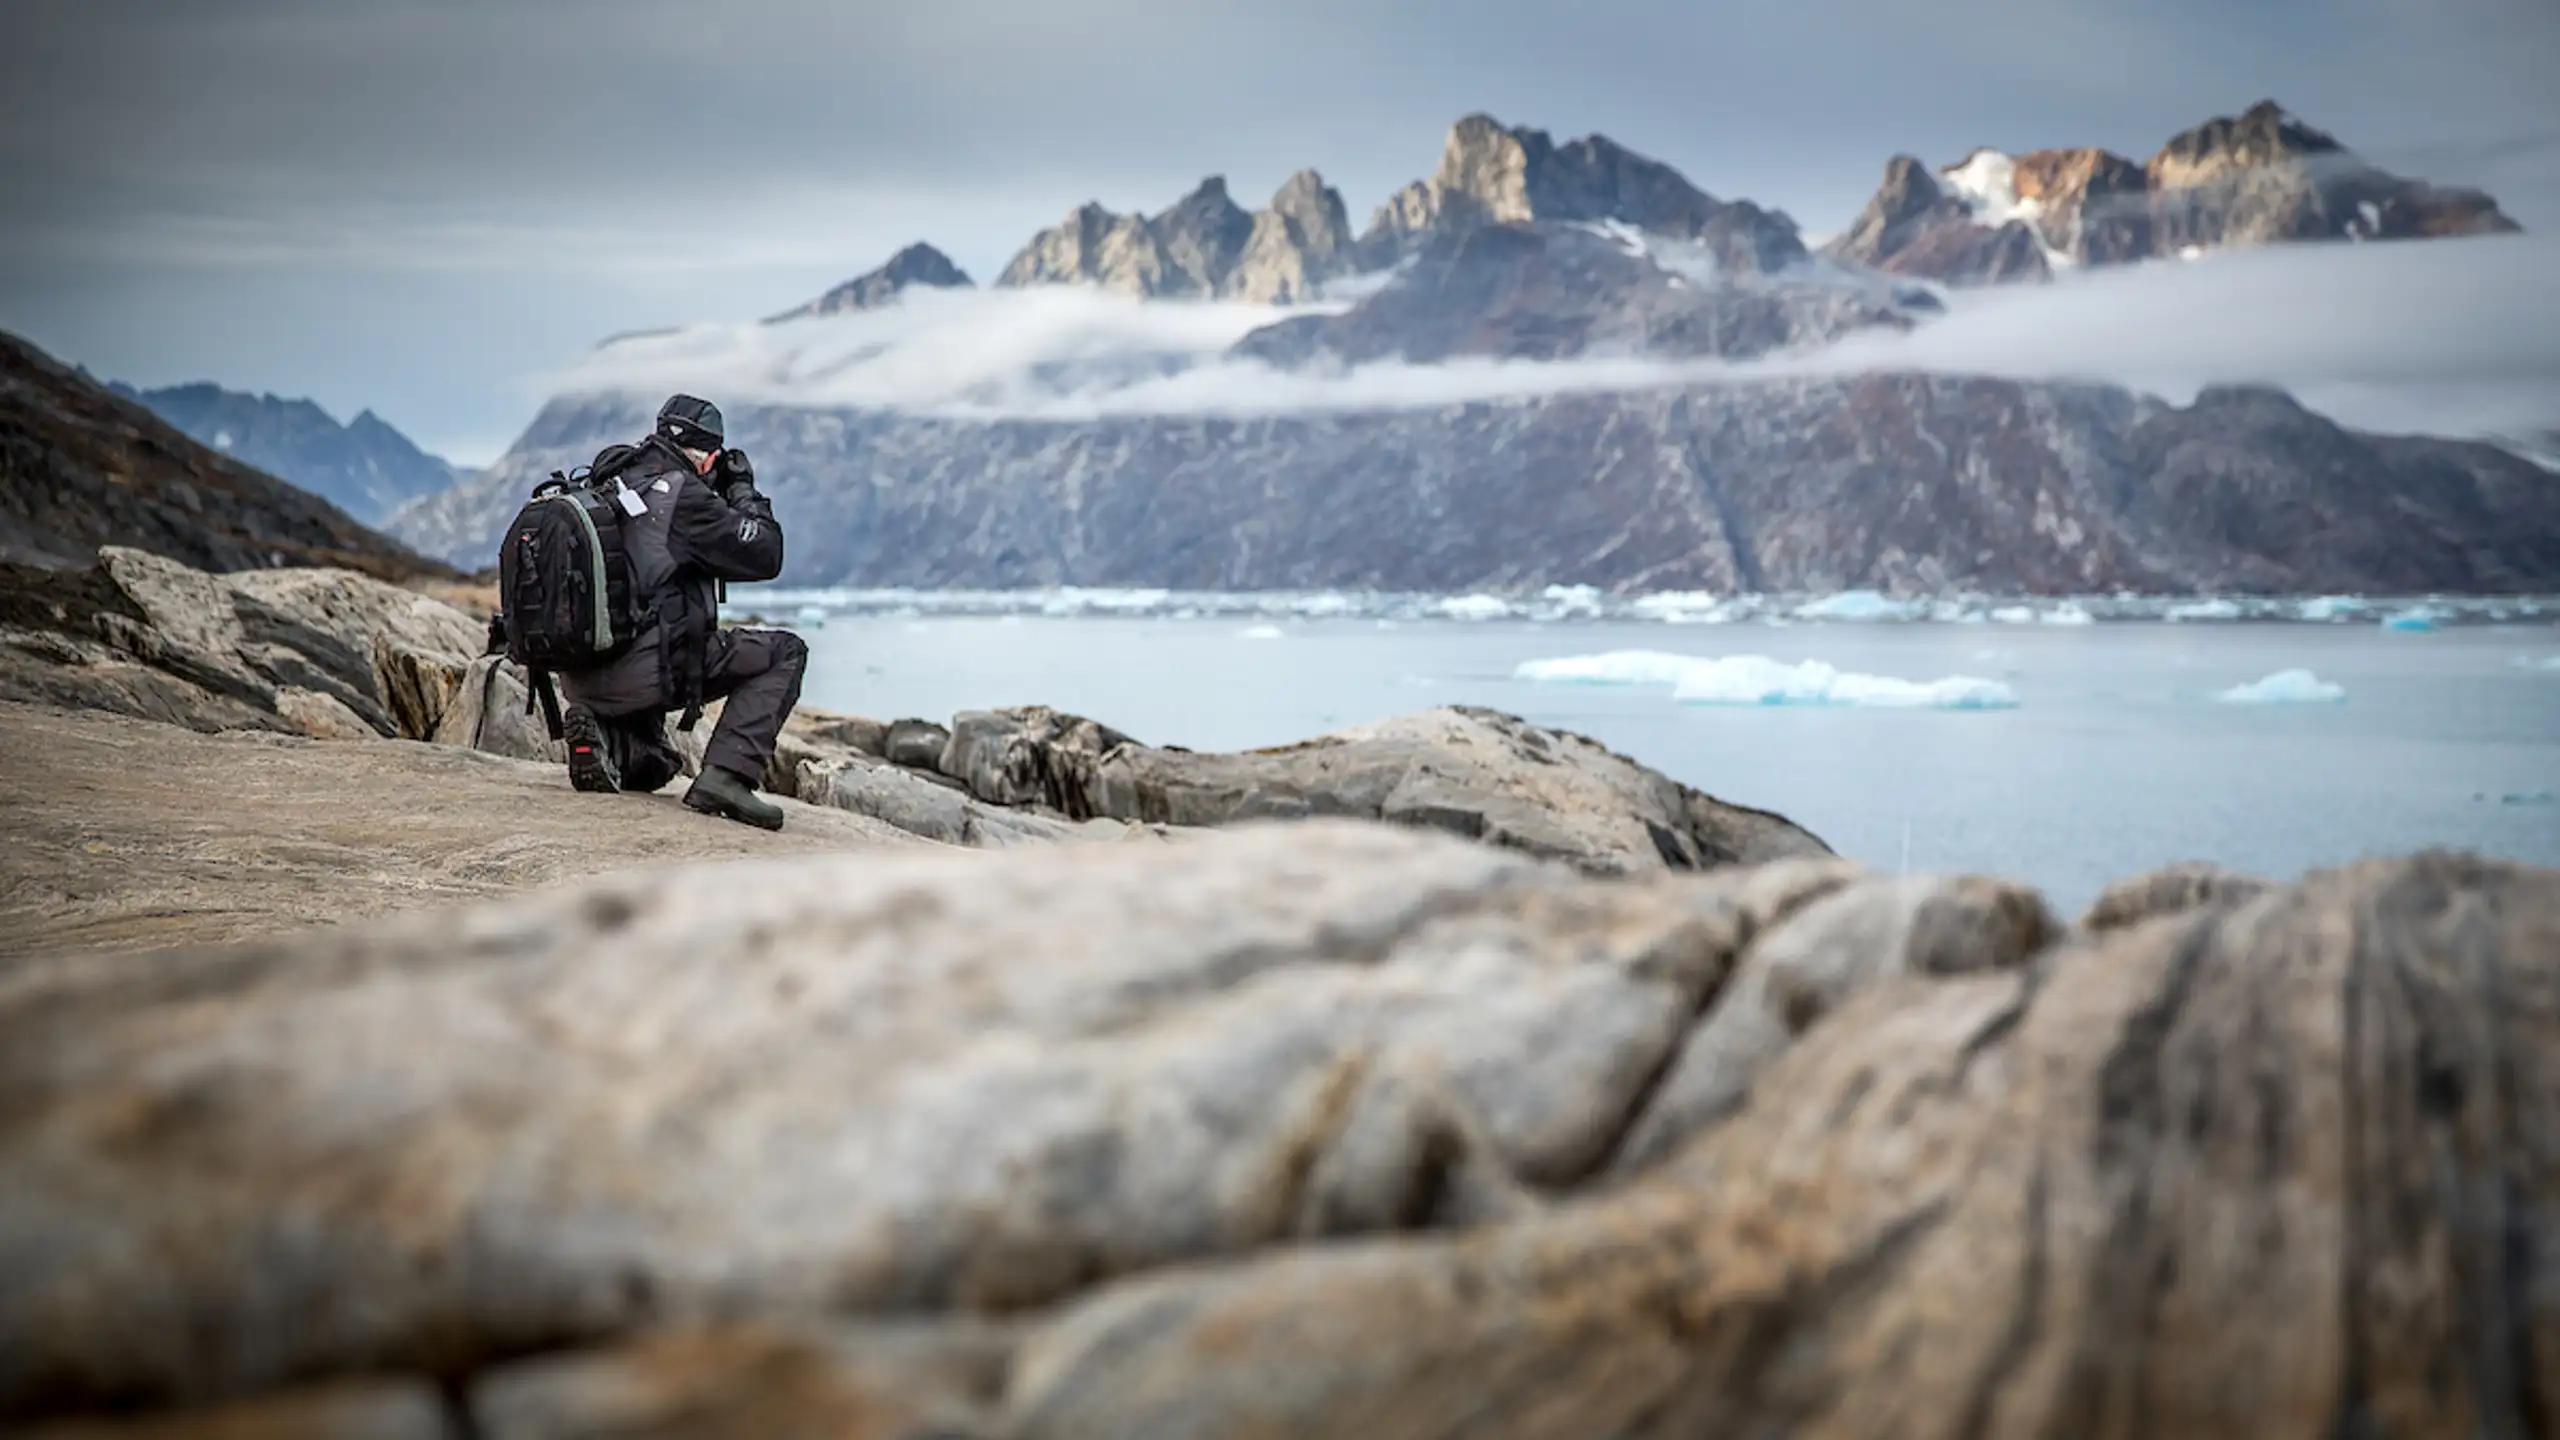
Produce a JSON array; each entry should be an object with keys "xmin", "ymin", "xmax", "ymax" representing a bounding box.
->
[
  {"xmin": 2040, "ymin": 603, "xmax": 2097, "ymax": 626},
  {"xmin": 1239, "ymin": 624, "xmax": 1286, "ymax": 640},
  {"xmin": 1671, "ymin": 655, "xmax": 2018, "ymax": 709},
  {"xmin": 1792, "ymin": 590, "xmax": 1921, "ymax": 622},
  {"xmin": 2382, "ymin": 607, "xmax": 2440, "ymax": 632},
  {"xmin": 2296, "ymin": 596, "xmax": 2366, "ymax": 621},
  {"xmin": 2167, "ymin": 599, "xmax": 2242, "ymax": 622},
  {"xmin": 2215, "ymin": 669, "xmax": 2346, "ymax": 704},
  {"xmin": 1437, "ymin": 594, "xmax": 1514, "ymax": 621},
  {"xmin": 1513, "ymin": 650, "xmax": 1701, "ymax": 686}
]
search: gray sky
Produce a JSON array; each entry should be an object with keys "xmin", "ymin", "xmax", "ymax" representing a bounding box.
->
[{"xmin": 4, "ymin": 0, "xmax": 2555, "ymax": 463}]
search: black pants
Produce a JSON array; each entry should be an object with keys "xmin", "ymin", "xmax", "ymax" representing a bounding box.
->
[{"xmin": 593, "ymin": 628, "xmax": 808, "ymax": 792}]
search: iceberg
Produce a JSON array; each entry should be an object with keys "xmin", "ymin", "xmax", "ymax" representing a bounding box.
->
[
  {"xmin": 1990, "ymin": 605, "xmax": 2038, "ymax": 625},
  {"xmin": 1239, "ymin": 624, "xmax": 1286, "ymax": 640},
  {"xmin": 1437, "ymin": 594, "xmax": 1514, "ymax": 621},
  {"xmin": 2167, "ymin": 599, "xmax": 2242, "ymax": 622},
  {"xmin": 2215, "ymin": 669, "xmax": 2346, "ymax": 704},
  {"xmin": 1514, "ymin": 651, "xmax": 1702, "ymax": 686},
  {"xmin": 1538, "ymin": 584, "xmax": 1605, "ymax": 618},
  {"xmin": 1792, "ymin": 590, "xmax": 1919, "ymax": 622},
  {"xmin": 2381, "ymin": 607, "xmax": 2439, "ymax": 632},
  {"xmin": 2040, "ymin": 603, "xmax": 2097, "ymax": 627},
  {"xmin": 2296, "ymin": 596, "xmax": 2365, "ymax": 621},
  {"xmin": 1629, "ymin": 591, "xmax": 1734, "ymax": 625},
  {"xmin": 1671, "ymin": 656, "xmax": 2018, "ymax": 709},
  {"xmin": 1516, "ymin": 651, "xmax": 2015, "ymax": 707},
  {"xmin": 793, "ymin": 605, "xmax": 828, "ymax": 627}
]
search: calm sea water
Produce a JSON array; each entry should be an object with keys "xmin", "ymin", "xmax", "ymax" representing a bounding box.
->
[{"xmin": 791, "ymin": 616, "xmax": 2560, "ymax": 912}]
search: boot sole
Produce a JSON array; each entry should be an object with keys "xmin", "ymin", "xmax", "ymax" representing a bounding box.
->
[
  {"xmin": 562, "ymin": 709, "xmax": 620, "ymax": 794},
  {"xmin": 683, "ymin": 791, "xmax": 786, "ymax": 831}
]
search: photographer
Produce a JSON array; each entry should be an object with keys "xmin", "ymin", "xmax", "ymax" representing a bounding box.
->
[{"xmin": 552, "ymin": 393, "xmax": 806, "ymax": 831}]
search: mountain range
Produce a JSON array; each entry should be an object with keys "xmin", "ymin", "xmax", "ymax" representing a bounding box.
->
[
  {"xmin": 107, "ymin": 380, "xmax": 459, "ymax": 526},
  {"xmin": 378, "ymin": 100, "xmax": 2555, "ymax": 595},
  {"xmin": 3, "ymin": 336, "xmax": 446, "ymax": 579}
]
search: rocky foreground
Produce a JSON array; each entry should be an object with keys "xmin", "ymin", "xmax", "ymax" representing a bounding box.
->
[
  {"xmin": 1, "ymin": 552, "xmax": 2557, "ymax": 1438},
  {"xmin": 4, "ymin": 814, "xmax": 2556, "ymax": 1436}
]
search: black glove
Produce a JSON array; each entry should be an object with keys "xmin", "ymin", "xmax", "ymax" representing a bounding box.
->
[
  {"xmin": 715, "ymin": 447, "xmax": 757, "ymax": 500},
  {"xmin": 484, "ymin": 611, "xmax": 509, "ymax": 656}
]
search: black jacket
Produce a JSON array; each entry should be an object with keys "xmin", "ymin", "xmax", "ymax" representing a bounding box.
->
[{"xmin": 557, "ymin": 438, "xmax": 785, "ymax": 717}]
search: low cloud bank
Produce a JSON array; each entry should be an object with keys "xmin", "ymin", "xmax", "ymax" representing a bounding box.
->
[{"xmin": 545, "ymin": 234, "xmax": 2560, "ymax": 444}]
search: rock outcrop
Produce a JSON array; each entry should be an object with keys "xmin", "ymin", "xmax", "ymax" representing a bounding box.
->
[
  {"xmin": 923, "ymin": 704, "xmax": 1827, "ymax": 875},
  {"xmin": 1229, "ymin": 169, "xmax": 1357, "ymax": 303},
  {"xmin": 3, "ymin": 826, "xmax": 2552, "ymax": 1436},
  {"xmin": 403, "ymin": 378, "xmax": 2560, "ymax": 595},
  {"xmin": 1357, "ymin": 113, "xmax": 1811, "ymax": 277},
  {"xmin": 767, "ymin": 241, "xmax": 975, "ymax": 321},
  {"xmin": 0, "ymin": 547, "xmax": 483, "ymax": 740},
  {"xmin": 1824, "ymin": 154, "xmax": 2056, "ymax": 285},
  {"xmin": 996, "ymin": 172, "xmax": 1359, "ymax": 303},
  {"xmin": 0, "ymin": 330, "xmax": 451, "ymax": 578},
  {"xmin": 1827, "ymin": 99, "xmax": 2521, "ymax": 284}
]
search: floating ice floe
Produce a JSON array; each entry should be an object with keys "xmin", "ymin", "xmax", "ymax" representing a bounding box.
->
[
  {"xmin": 793, "ymin": 605, "xmax": 828, "ymax": 628},
  {"xmin": 1540, "ymin": 584, "xmax": 1605, "ymax": 618},
  {"xmin": 2381, "ymin": 608, "xmax": 2439, "ymax": 633},
  {"xmin": 1513, "ymin": 651, "xmax": 1704, "ymax": 686},
  {"xmin": 2040, "ymin": 603, "xmax": 2096, "ymax": 627},
  {"xmin": 1627, "ymin": 592, "xmax": 1735, "ymax": 625},
  {"xmin": 2296, "ymin": 596, "xmax": 2366, "ymax": 622},
  {"xmin": 1791, "ymin": 590, "xmax": 1921, "ymax": 622},
  {"xmin": 1239, "ymin": 624, "xmax": 1286, "ymax": 640},
  {"xmin": 1437, "ymin": 594, "xmax": 1514, "ymax": 622},
  {"xmin": 1514, "ymin": 652, "xmax": 2016, "ymax": 708},
  {"xmin": 2215, "ymin": 669, "xmax": 2346, "ymax": 704},
  {"xmin": 2167, "ymin": 599, "xmax": 2243, "ymax": 622}
]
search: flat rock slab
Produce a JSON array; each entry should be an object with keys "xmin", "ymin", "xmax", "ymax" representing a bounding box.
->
[{"xmin": 0, "ymin": 701, "xmax": 926, "ymax": 958}]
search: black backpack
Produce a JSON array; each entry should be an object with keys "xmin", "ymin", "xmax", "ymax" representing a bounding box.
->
[{"xmin": 493, "ymin": 445, "xmax": 649, "ymax": 732}]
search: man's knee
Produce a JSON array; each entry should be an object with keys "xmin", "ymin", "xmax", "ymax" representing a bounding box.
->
[{"xmin": 769, "ymin": 630, "xmax": 808, "ymax": 677}]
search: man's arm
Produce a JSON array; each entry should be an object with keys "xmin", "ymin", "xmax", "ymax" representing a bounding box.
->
[{"xmin": 669, "ymin": 456, "xmax": 785, "ymax": 583}]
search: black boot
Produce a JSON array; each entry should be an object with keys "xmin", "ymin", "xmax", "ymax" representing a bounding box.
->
[
  {"xmin": 683, "ymin": 765, "xmax": 784, "ymax": 831},
  {"xmin": 562, "ymin": 705, "xmax": 620, "ymax": 794}
]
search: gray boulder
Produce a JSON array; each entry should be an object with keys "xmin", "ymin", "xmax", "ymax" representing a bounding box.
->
[
  {"xmin": 0, "ymin": 823, "xmax": 1888, "ymax": 1415},
  {"xmin": 931, "ymin": 704, "xmax": 1828, "ymax": 876}
]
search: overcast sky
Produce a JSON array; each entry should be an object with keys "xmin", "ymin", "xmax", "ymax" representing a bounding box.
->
[{"xmin": 3, "ymin": 0, "xmax": 2555, "ymax": 463}]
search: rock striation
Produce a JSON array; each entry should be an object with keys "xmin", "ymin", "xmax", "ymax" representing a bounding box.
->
[
  {"xmin": 3, "ymin": 824, "xmax": 2552, "ymax": 1436},
  {"xmin": 1, "ymin": 331, "xmax": 451, "ymax": 578},
  {"xmin": 766, "ymin": 241, "xmax": 975, "ymax": 321},
  {"xmin": 1827, "ymin": 99, "xmax": 2522, "ymax": 284}
]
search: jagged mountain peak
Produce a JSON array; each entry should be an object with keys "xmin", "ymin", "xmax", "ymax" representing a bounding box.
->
[
  {"xmin": 774, "ymin": 242, "xmax": 976, "ymax": 321},
  {"xmin": 1828, "ymin": 99, "xmax": 2519, "ymax": 285},
  {"xmin": 104, "ymin": 376, "xmax": 455, "ymax": 527},
  {"xmin": 1360, "ymin": 112, "xmax": 1803, "ymax": 276}
]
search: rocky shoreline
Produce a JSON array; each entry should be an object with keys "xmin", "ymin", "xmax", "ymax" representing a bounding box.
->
[{"xmin": 4, "ymin": 553, "xmax": 2557, "ymax": 1437}]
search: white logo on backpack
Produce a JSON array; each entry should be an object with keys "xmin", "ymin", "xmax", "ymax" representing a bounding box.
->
[{"xmin": 738, "ymin": 518, "xmax": 761, "ymax": 543}]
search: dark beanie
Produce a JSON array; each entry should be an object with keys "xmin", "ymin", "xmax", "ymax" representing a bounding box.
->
[{"xmin": 655, "ymin": 393, "xmax": 725, "ymax": 451}]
